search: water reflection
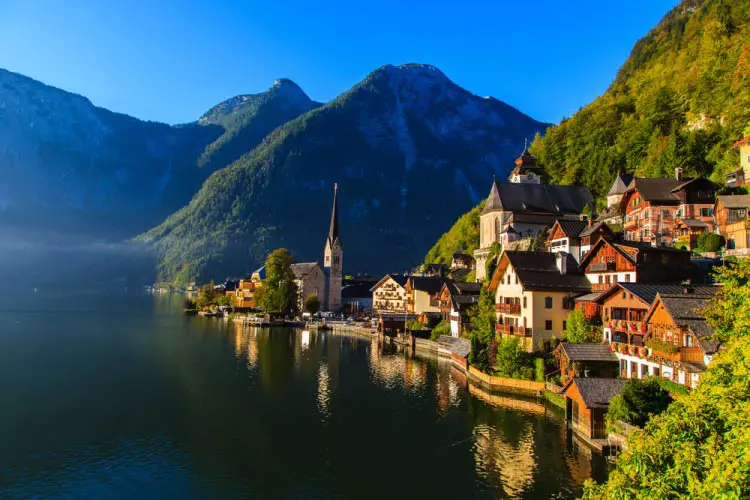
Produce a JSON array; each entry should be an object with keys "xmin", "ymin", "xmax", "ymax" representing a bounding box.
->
[
  {"xmin": 473, "ymin": 423, "xmax": 536, "ymax": 497},
  {"xmin": 367, "ymin": 337, "xmax": 427, "ymax": 391}
]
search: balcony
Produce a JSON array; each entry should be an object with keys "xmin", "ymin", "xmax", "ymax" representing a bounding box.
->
[
  {"xmin": 496, "ymin": 303, "xmax": 521, "ymax": 314},
  {"xmin": 592, "ymin": 283, "xmax": 613, "ymax": 291},
  {"xmin": 495, "ymin": 324, "xmax": 532, "ymax": 337},
  {"xmin": 607, "ymin": 320, "xmax": 646, "ymax": 335},
  {"xmin": 610, "ymin": 341, "xmax": 705, "ymax": 363},
  {"xmin": 590, "ymin": 261, "xmax": 616, "ymax": 272},
  {"xmin": 611, "ymin": 341, "xmax": 648, "ymax": 359}
]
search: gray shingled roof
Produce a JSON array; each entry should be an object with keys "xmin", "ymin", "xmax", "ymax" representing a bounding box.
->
[
  {"xmin": 571, "ymin": 378, "xmax": 626, "ymax": 409},
  {"xmin": 657, "ymin": 293, "xmax": 718, "ymax": 353},
  {"xmin": 505, "ymin": 251, "xmax": 591, "ymax": 292},
  {"xmin": 574, "ymin": 291, "xmax": 604, "ymax": 302},
  {"xmin": 453, "ymin": 282, "xmax": 482, "ymax": 294},
  {"xmin": 437, "ymin": 336, "xmax": 471, "ymax": 358},
  {"xmin": 290, "ymin": 262, "xmax": 320, "ymax": 278},
  {"xmin": 607, "ymin": 174, "xmax": 633, "ymax": 196},
  {"xmin": 560, "ymin": 343, "xmax": 617, "ymax": 362},
  {"xmin": 481, "ymin": 181, "xmax": 594, "ymax": 215},
  {"xmin": 626, "ymin": 178, "xmax": 682, "ymax": 203},
  {"xmin": 554, "ymin": 219, "xmax": 589, "ymax": 238},
  {"xmin": 678, "ymin": 218, "xmax": 709, "ymax": 228},
  {"xmin": 409, "ymin": 276, "xmax": 444, "ymax": 295},
  {"xmin": 579, "ymin": 221, "xmax": 612, "ymax": 238},
  {"xmin": 717, "ymin": 194, "xmax": 750, "ymax": 209}
]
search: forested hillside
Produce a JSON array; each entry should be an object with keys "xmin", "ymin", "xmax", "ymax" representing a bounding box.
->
[
  {"xmin": 530, "ymin": 0, "xmax": 750, "ymax": 204},
  {"xmin": 423, "ymin": 202, "xmax": 484, "ymax": 265}
]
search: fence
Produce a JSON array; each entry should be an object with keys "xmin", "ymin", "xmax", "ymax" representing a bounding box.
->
[{"xmin": 468, "ymin": 367, "xmax": 545, "ymax": 394}]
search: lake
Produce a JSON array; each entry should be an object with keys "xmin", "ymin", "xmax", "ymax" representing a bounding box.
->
[{"xmin": 0, "ymin": 294, "xmax": 609, "ymax": 499}]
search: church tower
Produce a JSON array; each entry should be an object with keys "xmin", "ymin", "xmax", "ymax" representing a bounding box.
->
[{"xmin": 324, "ymin": 183, "xmax": 343, "ymax": 312}]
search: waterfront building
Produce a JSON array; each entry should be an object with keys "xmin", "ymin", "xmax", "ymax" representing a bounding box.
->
[
  {"xmin": 473, "ymin": 150, "xmax": 594, "ymax": 281},
  {"xmin": 341, "ymin": 277, "xmax": 377, "ymax": 314},
  {"xmin": 323, "ymin": 183, "xmax": 343, "ymax": 312},
  {"xmin": 371, "ymin": 274, "xmax": 408, "ymax": 312},
  {"xmin": 405, "ymin": 276, "xmax": 443, "ymax": 315},
  {"xmin": 488, "ymin": 251, "xmax": 590, "ymax": 352},
  {"xmin": 438, "ymin": 281, "xmax": 482, "ymax": 337},
  {"xmin": 290, "ymin": 262, "xmax": 325, "ymax": 312},
  {"xmin": 563, "ymin": 378, "xmax": 626, "ymax": 440},
  {"xmin": 556, "ymin": 343, "xmax": 619, "ymax": 385},
  {"xmin": 620, "ymin": 171, "xmax": 718, "ymax": 245}
]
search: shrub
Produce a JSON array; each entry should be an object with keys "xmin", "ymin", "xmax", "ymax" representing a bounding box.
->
[
  {"xmin": 534, "ymin": 357, "xmax": 546, "ymax": 382},
  {"xmin": 702, "ymin": 233, "xmax": 724, "ymax": 252},
  {"xmin": 430, "ymin": 320, "xmax": 451, "ymax": 340},
  {"xmin": 606, "ymin": 377, "xmax": 674, "ymax": 429}
]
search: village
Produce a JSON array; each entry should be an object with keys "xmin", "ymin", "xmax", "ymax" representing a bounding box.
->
[{"xmin": 178, "ymin": 133, "xmax": 750, "ymax": 451}]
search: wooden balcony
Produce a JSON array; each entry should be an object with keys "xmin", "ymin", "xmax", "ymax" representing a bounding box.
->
[
  {"xmin": 496, "ymin": 324, "xmax": 531, "ymax": 337},
  {"xmin": 496, "ymin": 303, "xmax": 521, "ymax": 314},
  {"xmin": 611, "ymin": 341, "xmax": 648, "ymax": 359},
  {"xmin": 611, "ymin": 341, "xmax": 705, "ymax": 363},
  {"xmin": 607, "ymin": 320, "xmax": 646, "ymax": 335},
  {"xmin": 592, "ymin": 283, "xmax": 612, "ymax": 291}
]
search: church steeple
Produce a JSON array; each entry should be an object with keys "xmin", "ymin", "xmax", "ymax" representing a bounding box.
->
[
  {"xmin": 327, "ymin": 182, "xmax": 341, "ymax": 248},
  {"xmin": 323, "ymin": 182, "xmax": 343, "ymax": 312}
]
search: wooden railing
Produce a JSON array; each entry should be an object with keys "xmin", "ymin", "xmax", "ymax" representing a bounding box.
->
[
  {"xmin": 611, "ymin": 341, "xmax": 705, "ymax": 363},
  {"xmin": 496, "ymin": 303, "xmax": 521, "ymax": 314},
  {"xmin": 495, "ymin": 324, "xmax": 532, "ymax": 337},
  {"xmin": 590, "ymin": 261, "xmax": 616, "ymax": 272},
  {"xmin": 607, "ymin": 320, "xmax": 646, "ymax": 334}
]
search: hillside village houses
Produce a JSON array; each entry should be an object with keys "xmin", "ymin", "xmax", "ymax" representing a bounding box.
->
[
  {"xmin": 371, "ymin": 274, "xmax": 408, "ymax": 312},
  {"xmin": 438, "ymin": 280, "xmax": 481, "ymax": 337}
]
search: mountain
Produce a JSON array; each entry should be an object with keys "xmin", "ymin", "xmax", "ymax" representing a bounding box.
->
[
  {"xmin": 530, "ymin": 0, "xmax": 750, "ymax": 203},
  {"xmin": 0, "ymin": 69, "xmax": 319, "ymax": 237},
  {"xmin": 139, "ymin": 64, "xmax": 549, "ymax": 284}
]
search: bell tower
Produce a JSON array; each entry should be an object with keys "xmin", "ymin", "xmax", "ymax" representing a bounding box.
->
[{"xmin": 324, "ymin": 183, "xmax": 343, "ymax": 312}]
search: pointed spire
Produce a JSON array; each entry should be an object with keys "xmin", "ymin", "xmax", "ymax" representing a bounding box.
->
[{"xmin": 327, "ymin": 182, "xmax": 341, "ymax": 247}]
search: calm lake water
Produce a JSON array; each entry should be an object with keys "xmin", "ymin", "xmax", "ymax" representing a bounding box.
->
[{"xmin": 0, "ymin": 295, "xmax": 609, "ymax": 499}]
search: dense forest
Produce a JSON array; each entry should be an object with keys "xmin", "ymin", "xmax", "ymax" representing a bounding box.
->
[{"xmin": 530, "ymin": 0, "xmax": 750, "ymax": 204}]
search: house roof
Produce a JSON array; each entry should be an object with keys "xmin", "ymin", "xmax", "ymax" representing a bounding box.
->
[
  {"xmin": 451, "ymin": 294, "xmax": 481, "ymax": 311},
  {"xmin": 290, "ymin": 262, "xmax": 321, "ymax": 278},
  {"xmin": 252, "ymin": 266, "xmax": 266, "ymax": 280},
  {"xmin": 569, "ymin": 378, "xmax": 626, "ymax": 409},
  {"xmin": 579, "ymin": 221, "xmax": 612, "ymax": 238},
  {"xmin": 452, "ymin": 252, "xmax": 474, "ymax": 262},
  {"xmin": 579, "ymin": 238, "xmax": 689, "ymax": 270},
  {"xmin": 598, "ymin": 282, "xmax": 719, "ymax": 307},
  {"xmin": 492, "ymin": 251, "xmax": 591, "ymax": 293},
  {"xmin": 553, "ymin": 219, "xmax": 589, "ymax": 238},
  {"xmin": 717, "ymin": 194, "xmax": 750, "ymax": 209},
  {"xmin": 559, "ymin": 343, "xmax": 617, "ymax": 363},
  {"xmin": 574, "ymin": 291, "xmax": 604, "ymax": 302},
  {"xmin": 370, "ymin": 274, "xmax": 408, "ymax": 292},
  {"xmin": 481, "ymin": 180, "xmax": 594, "ymax": 216},
  {"xmin": 677, "ymin": 218, "xmax": 709, "ymax": 228},
  {"xmin": 607, "ymin": 173, "xmax": 633, "ymax": 196},
  {"xmin": 644, "ymin": 290, "xmax": 719, "ymax": 353},
  {"xmin": 437, "ymin": 336, "xmax": 471, "ymax": 358},
  {"xmin": 452, "ymin": 282, "xmax": 482, "ymax": 294},
  {"xmin": 626, "ymin": 177, "xmax": 682, "ymax": 202},
  {"xmin": 342, "ymin": 283, "xmax": 373, "ymax": 299},
  {"xmin": 408, "ymin": 276, "xmax": 444, "ymax": 295}
]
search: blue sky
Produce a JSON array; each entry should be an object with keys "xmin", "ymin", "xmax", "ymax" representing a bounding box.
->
[{"xmin": 0, "ymin": 0, "xmax": 679, "ymax": 125}]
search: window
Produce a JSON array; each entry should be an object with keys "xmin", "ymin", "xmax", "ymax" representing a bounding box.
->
[
  {"xmin": 684, "ymin": 334, "xmax": 692, "ymax": 347},
  {"xmin": 624, "ymin": 274, "xmax": 630, "ymax": 282},
  {"xmin": 544, "ymin": 296, "xmax": 553, "ymax": 309},
  {"xmin": 523, "ymin": 297, "xmax": 527, "ymax": 309},
  {"xmin": 562, "ymin": 320, "xmax": 567, "ymax": 331},
  {"xmin": 653, "ymin": 366, "xmax": 660, "ymax": 377},
  {"xmin": 641, "ymin": 364, "xmax": 649, "ymax": 378},
  {"xmin": 545, "ymin": 320, "xmax": 552, "ymax": 331},
  {"xmin": 562, "ymin": 297, "xmax": 570, "ymax": 309},
  {"xmin": 598, "ymin": 275, "xmax": 603, "ymax": 284},
  {"xmin": 700, "ymin": 208, "xmax": 713, "ymax": 217},
  {"xmin": 622, "ymin": 292, "xmax": 626, "ymax": 300}
]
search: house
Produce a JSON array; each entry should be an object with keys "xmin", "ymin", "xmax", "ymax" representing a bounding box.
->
[
  {"xmin": 439, "ymin": 281, "xmax": 482, "ymax": 337},
  {"xmin": 233, "ymin": 278, "xmax": 258, "ymax": 309},
  {"xmin": 405, "ymin": 276, "xmax": 444, "ymax": 315},
  {"xmin": 606, "ymin": 172, "xmax": 634, "ymax": 210},
  {"xmin": 341, "ymin": 277, "xmax": 377, "ymax": 314},
  {"xmin": 420, "ymin": 263, "xmax": 448, "ymax": 277},
  {"xmin": 715, "ymin": 195, "xmax": 750, "ymax": 255},
  {"xmin": 450, "ymin": 252, "xmax": 475, "ymax": 270},
  {"xmin": 546, "ymin": 219, "xmax": 588, "ymax": 262},
  {"xmin": 556, "ymin": 343, "xmax": 619, "ymax": 385},
  {"xmin": 371, "ymin": 274, "xmax": 409, "ymax": 312},
  {"xmin": 579, "ymin": 238, "xmax": 692, "ymax": 292},
  {"xmin": 290, "ymin": 262, "xmax": 325, "ymax": 312},
  {"xmin": 725, "ymin": 136, "xmax": 750, "ymax": 187},
  {"xmin": 378, "ymin": 313, "xmax": 418, "ymax": 336},
  {"xmin": 473, "ymin": 149, "xmax": 594, "ymax": 281},
  {"xmin": 579, "ymin": 221, "xmax": 614, "ymax": 259},
  {"xmin": 488, "ymin": 251, "xmax": 591, "ymax": 352},
  {"xmin": 674, "ymin": 218, "xmax": 710, "ymax": 250},
  {"xmin": 564, "ymin": 378, "xmax": 626, "ymax": 440},
  {"xmin": 621, "ymin": 172, "xmax": 718, "ymax": 245}
]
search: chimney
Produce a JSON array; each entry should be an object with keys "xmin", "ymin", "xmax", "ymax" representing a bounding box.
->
[
  {"xmin": 675, "ymin": 167, "xmax": 683, "ymax": 181},
  {"xmin": 556, "ymin": 252, "xmax": 567, "ymax": 275}
]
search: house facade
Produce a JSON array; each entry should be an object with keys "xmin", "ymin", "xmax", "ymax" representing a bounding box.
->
[
  {"xmin": 715, "ymin": 195, "xmax": 750, "ymax": 256},
  {"xmin": 546, "ymin": 220, "xmax": 588, "ymax": 262},
  {"xmin": 405, "ymin": 276, "xmax": 443, "ymax": 315},
  {"xmin": 564, "ymin": 378, "xmax": 626, "ymax": 440},
  {"xmin": 579, "ymin": 239, "xmax": 692, "ymax": 292},
  {"xmin": 473, "ymin": 150, "xmax": 594, "ymax": 281},
  {"xmin": 556, "ymin": 343, "xmax": 619, "ymax": 385},
  {"xmin": 439, "ymin": 281, "xmax": 481, "ymax": 337},
  {"xmin": 489, "ymin": 251, "xmax": 591, "ymax": 352},
  {"xmin": 371, "ymin": 275, "xmax": 408, "ymax": 312},
  {"xmin": 621, "ymin": 173, "xmax": 718, "ymax": 245},
  {"xmin": 725, "ymin": 136, "xmax": 750, "ymax": 187}
]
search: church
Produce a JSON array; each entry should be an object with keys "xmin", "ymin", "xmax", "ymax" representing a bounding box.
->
[{"xmin": 291, "ymin": 183, "xmax": 343, "ymax": 312}]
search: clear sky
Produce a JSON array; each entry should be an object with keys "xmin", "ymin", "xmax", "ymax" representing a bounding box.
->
[{"xmin": 0, "ymin": 0, "xmax": 679, "ymax": 125}]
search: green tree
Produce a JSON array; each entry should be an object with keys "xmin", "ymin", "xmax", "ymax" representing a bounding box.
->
[
  {"xmin": 606, "ymin": 378, "xmax": 674, "ymax": 429},
  {"xmin": 495, "ymin": 337, "xmax": 534, "ymax": 379},
  {"xmin": 304, "ymin": 294, "xmax": 321, "ymax": 314},
  {"xmin": 258, "ymin": 248, "xmax": 298, "ymax": 313},
  {"xmin": 430, "ymin": 320, "xmax": 451, "ymax": 340},
  {"xmin": 564, "ymin": 308, "xmax": 600, "ymax": 343}
]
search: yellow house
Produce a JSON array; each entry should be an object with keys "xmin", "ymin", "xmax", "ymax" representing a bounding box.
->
[
  {"xmin": 489, "ymin": 251, "xmax": 591, "ymax": 352},
  {"xmin": 405, "ymin": 276, "xmax": 443, "ymax": 314},
  {"xmin": 726, "ymin": 136, "xmax": 750, "ymax": 187}
]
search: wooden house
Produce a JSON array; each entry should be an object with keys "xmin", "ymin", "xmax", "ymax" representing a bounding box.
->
[
  {"xmin": 546, "ymin": 219, "xmax": 588, "ymax": 262},
  {"xmin": 715, "ymin": 195, "xmax": 750, "ymax": 255},
  {"xmin": 489, "ymin": 251, "xmax": 590, "ymax": 352},
  {"xmin": 579, "ymin": 239, "xmax": 692, "ymax": 292},
  {"xmin": 556, "ymin": 343, "xmax": 619, "ymax": 385},
  {"xmin": 579, "ymin": 221, "xmax": 614, "ymax": 259},
  {"xmin": 564, "ymin": 378, "xmax": 626, "ymax": 440},
  {"xmin": 438, "ymin": 281, "xmax": 482, "ymax": 337},
  {"xmin": 674, "ymin": 218, "xmax": 710, "ymax": 250},
  {"xmin": 405, "ymin": 276, "xmax": 444, "ymax": 315},
  {"xmin": 621, "ymin": 173, "xmax": 718, "ymax": 245}
]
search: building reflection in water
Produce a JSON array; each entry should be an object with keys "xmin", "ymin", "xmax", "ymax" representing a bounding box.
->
[
  {"xmin": 317, "ymin": 362, "xmax": 331, "ymax": 421},
  {"xmin": 231, "ymin": 324, "xmax": 260, "ymax": 369},
  {"xmin": 473, "ymin": 423, "xmax": 536, "ymax": 498},
  {"xmin": 367, "ymin": 337, "xmax": 426, "ymax": 391}
]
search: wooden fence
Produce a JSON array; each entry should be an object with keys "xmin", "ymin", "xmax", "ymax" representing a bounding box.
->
[{"xmin": 468, "ymin": 367, "xmax": 545, "ymax": 394}]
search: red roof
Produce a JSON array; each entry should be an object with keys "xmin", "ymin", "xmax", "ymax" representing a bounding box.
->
[{"xmin": 734, "ymin": 137, "xmax": 750, "ymax": 148}]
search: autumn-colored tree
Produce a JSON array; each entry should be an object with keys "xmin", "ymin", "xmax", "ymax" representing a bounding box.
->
[{"xmin": 258, "ymin": 248, "xmax": 298, "ymax": 313}]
